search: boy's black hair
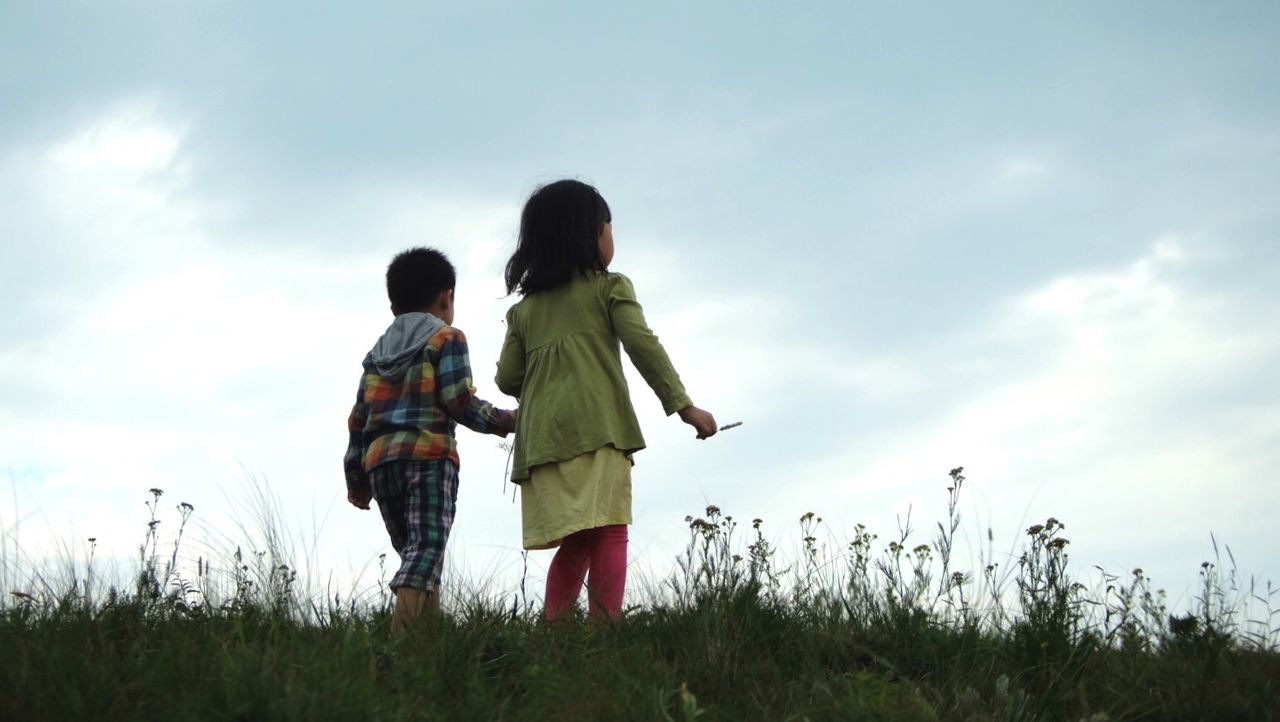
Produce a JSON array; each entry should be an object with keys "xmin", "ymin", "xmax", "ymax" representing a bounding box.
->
[
  {"xmin": 386, "ymin": 247, "xmax": 456, "ymax": 312},
  {"xmin": 505, "ymin": 179, "xmax": 612, "ymax": 296}
]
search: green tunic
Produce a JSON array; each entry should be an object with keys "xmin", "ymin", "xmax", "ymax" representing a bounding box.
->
[{"xmin": 495, "ymin": 272, "xmax": 692, "ymax": 482}]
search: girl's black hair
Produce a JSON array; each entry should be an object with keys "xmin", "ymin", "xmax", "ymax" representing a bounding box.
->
[{"xmin": 505, "ymin": 179, "xmax": 611, "ymax": 296}]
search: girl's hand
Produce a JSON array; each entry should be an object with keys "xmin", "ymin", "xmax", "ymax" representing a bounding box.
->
[{"xmin": 678, "ymin": 405, "xmax": 718, "ymax": 440}]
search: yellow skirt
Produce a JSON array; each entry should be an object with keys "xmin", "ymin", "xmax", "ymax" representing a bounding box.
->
[{"xmin": 521, "ymin": 445, "xmax": 633, "ymax": 550}]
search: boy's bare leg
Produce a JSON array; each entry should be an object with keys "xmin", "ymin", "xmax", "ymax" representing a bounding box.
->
[{"xmin": 390, "ymin": 587, "xmax": 440, "ymax": 636}]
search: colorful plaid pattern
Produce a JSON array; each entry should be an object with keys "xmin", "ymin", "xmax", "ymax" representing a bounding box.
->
[
  {"xmin": 344, "ymin": 327, "xmax": 506, "ymax": 490},
  {"xmin": 370, "ymin": 459, "xmax": 458, "ymax": 591}
]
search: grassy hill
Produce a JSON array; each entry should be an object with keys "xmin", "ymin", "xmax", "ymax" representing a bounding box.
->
[{"xmin": 3, "ymin": 470, "xmax": 1277, "ymax": 721}]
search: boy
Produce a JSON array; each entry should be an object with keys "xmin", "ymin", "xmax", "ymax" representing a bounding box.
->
[{"xmin": 344, "ymin": 247, "xmax": 515, "ymax": 635}]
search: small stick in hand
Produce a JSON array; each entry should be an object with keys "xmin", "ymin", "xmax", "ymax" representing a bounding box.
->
[{"xmin": 718, "ymin": 422, "xmax": 743, "ymax": 431}]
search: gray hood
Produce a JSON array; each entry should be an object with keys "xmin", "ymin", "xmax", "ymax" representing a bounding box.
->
[{"xmin": 366, "ymin": 312, "xmax": 447, "ymax": 380}]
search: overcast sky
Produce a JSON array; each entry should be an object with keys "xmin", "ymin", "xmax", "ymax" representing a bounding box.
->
[{"xmin": 3, "ymin": 2, "xmax": 1278, "ymax": 611}]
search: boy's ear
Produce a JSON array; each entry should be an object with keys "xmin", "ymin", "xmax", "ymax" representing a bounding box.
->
[{"xmin": 440, "ymin": 288, "xmax": 454, "ymax": 309}]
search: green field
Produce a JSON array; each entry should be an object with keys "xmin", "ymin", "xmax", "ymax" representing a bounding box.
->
[{"xmin": 3, "ymin": 470, "xmax": 1277, "ymax": 721}]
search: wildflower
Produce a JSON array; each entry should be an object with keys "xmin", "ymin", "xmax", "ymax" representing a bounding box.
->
[
  {"xmin": 705, "ymin": 504, "xmax": 720, "ymax": 517},
  {"xmin": 149, "ymin": 488, "xmax": 164, "ymax": 497},
  {"xmin": 179, "ymin": 502, "xmax": 195, "ymax": 513},
  {"xmin": 1049, "ymin": 537, "xmax": 1070, "ymax": 550},
  {"xmin": 1027, "ymin": 524, "xmax": 1045, "ymax": 536},
  {"xmin": 752, "ymin": 518, "xmax": 763, "ymax": 529}
]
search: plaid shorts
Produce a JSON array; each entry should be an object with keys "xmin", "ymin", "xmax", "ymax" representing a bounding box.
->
[{"xmin": 369, "ymin": 459, "xmax": 459, "ymax": 592}]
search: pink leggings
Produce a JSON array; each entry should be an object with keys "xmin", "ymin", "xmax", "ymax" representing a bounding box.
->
[{"xmin": 544, "ymin": 524, "xmax": 628, "ymax": 621}]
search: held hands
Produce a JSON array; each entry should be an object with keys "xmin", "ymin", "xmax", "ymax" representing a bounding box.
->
[
  {"xmin": 497, "ymin": 408, "xmax": 519, "ymax": 437},
  {"xmin": 678, "ymin": 405, "xmax": 718, "ymax": 440}
]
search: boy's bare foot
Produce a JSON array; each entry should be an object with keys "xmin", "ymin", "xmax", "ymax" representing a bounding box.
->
[{"xmin": 390, "ymin": 587, "xmax": 440, "ymax": 637}]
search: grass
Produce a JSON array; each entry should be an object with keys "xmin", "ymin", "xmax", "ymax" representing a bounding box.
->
[{"xmin": 2, "ymin": 468, "xmax": 1278, "ymax": 721}]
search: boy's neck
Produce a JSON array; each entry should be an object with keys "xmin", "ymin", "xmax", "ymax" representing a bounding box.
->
[
  {"xmin": 399, "ymin": 306, "xmax": 444, "ymax": 318},
  {"xmin": 397, "ymin": 304, "xmax": 452, "ymax": 325},
  {"xmin": 392, "ymin": 288, "xmax": 454, "ymax": 325}
]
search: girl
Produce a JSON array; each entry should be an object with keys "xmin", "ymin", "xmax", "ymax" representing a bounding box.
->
[{"xmin": 496, "ymin": 179, "xmax": 718, "ymax": 621}]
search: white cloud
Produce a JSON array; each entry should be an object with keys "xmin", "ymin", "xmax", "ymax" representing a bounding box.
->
[
  {"xmin": 997, "ymin": 156, "xmax": 1048, "ymax": 182},
  {"xmin": 771, "ymin": 239, "xmax": 1280, "ymax": 596},
  {"xmin": 45, "ymin": 98, "xmax": 188, "ymax": 213},
  {"xmin": 821, "ymin": 354, "xmax": 928, "ymax": 401},
  {"xmin": 51, "ymin": 100, "xmax": 182, "ymax": 173}
]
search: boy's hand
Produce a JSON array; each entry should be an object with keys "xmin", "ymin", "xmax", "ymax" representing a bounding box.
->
[
  {"xmin": 348, "ymin": 485, "xmax": 373, "ymax": 510},
  {"xmin": 678, "ymin": 405, "xmax": 718, "ymax": 440}
]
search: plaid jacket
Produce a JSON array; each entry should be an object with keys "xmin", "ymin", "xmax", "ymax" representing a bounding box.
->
[{"xmin": 344, "ymin": 326, "xmax": 506, "ymax": 489}]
